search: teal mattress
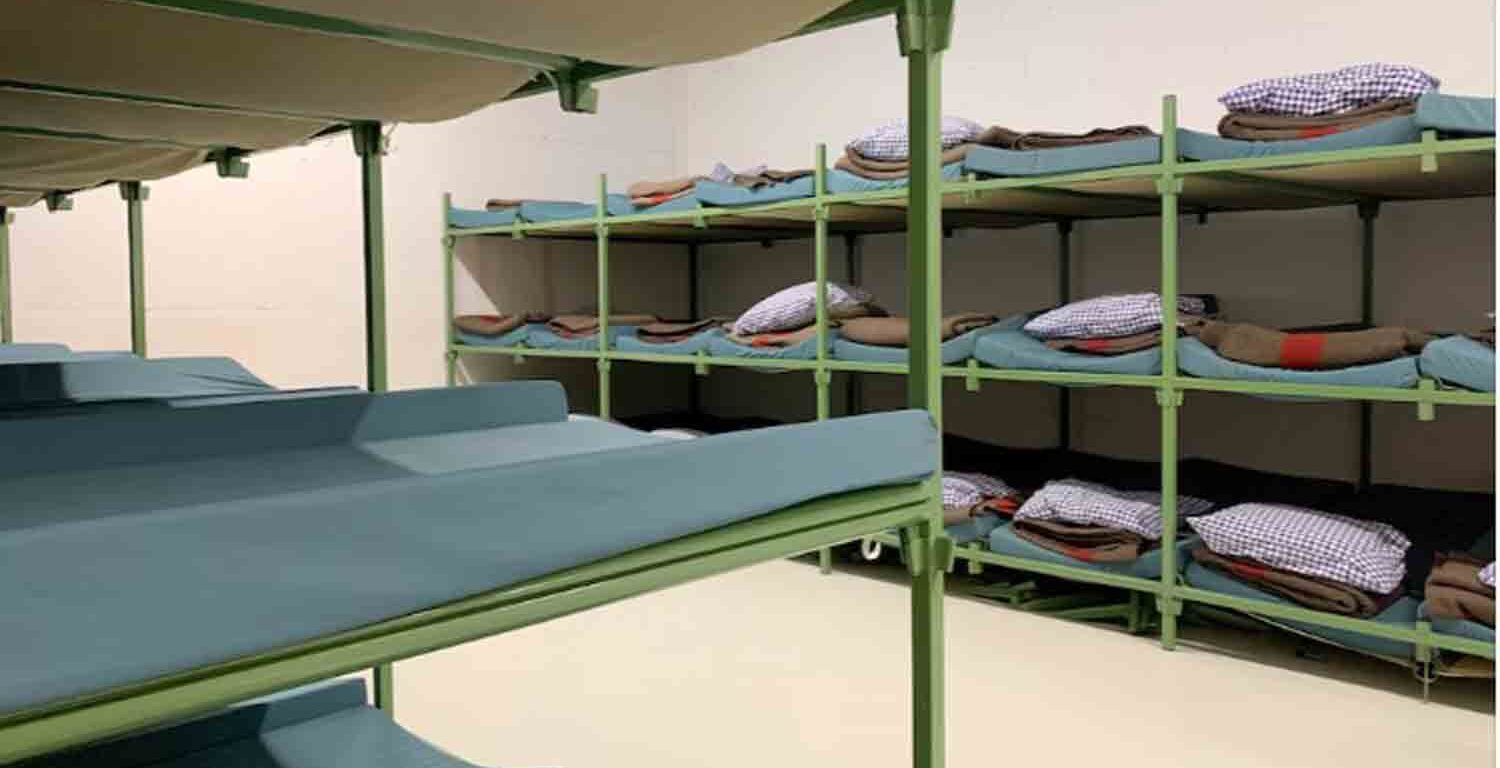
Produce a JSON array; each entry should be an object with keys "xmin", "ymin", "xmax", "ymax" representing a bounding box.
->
[
  {"xmin": 1185, "ymin": 561, "xmax": 1420, "ymax": 659},
  {"xmin": 987, "ymin": 524, "xmax": 1195, "ymax": 580},
  {"xmin": 22, "ymin": 679, "xmax": 481, "ymax": 768},
  {"xmin": 616, "ymin": 327, "xmax": 721, "ymax": 355},
  {"xmin": 525, "ymin": 323, "xmax": 634, "ymax": 350},
  {"xmin": 825, "ymin": 163, "xmax": 964, "ymax": 193},
  {"xmin": 0, "ymin": 384, "xmax": 938, "ymax": 716},
  {"xmin": 963, "ymin": 137, "xmax": 1161, "ymax": 177},
  {"xmin": 695, "ymin": 176, "xmax": 816, "ymax": 206},
  {"xmin": 446, "ymin": 206, "xmax": 518, "ymax": 229},
  {"xmin": 1414, "ymin": 93, "xmax": 1496, "ymax": 135},
  {"xmin": 0, "ymin": 356, "xmax": 275, "ymax": 411},
  {"xmin": 1419, "ymin": 602, "xmax": 1496, "ymax": 644},
  {"xmin": 708, "ymin": 333, "xmax": 827, "ymax": 360},
  {"xmin": 947, "ymin": 513, "xmax": 1003, "ymax": 545},
  {"xmin": 833, "ymin": 321, "xmax": 1013, "ymax": 365},
  {"xmin": 1176, "ymin": 117, "xmax": 1423, "ymax": 162},
  {"xmin": 1178, "ymin": 338, "xmax": 1420, "ymax": 390},
  {"xmin": 447, "ymin": 194, "xmax": 700, "ymax": 228},
  {"xmin": 455, "ymin": 326, "xmax": 529, "ymax": 348},
  {"xmin": 973, "ymin": 329, "xmax": 1161, "ymax": 375},
  {"xmin": 1419, "ymin": 336, "xmax": 1494, "ymax": 392},
  {"xmin": 0, "ymin": 344, "xmax": 131, "ymax": 364}
]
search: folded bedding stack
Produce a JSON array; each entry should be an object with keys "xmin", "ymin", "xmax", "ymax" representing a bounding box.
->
[
  {"xmin": 1188, "ymin": 503, "xmax": 1411, "ymax": 617},
  {"xmin": 546, "ymin": 313, "xmax": 658, "ymax": 339},
  {"xmin": 1216, "ymin": 63, "xmax": 1438, "ymax": 140},
  {"xmin": 633, "ymin": 318, "xmax": 728, "ymax": 344},
  {"xmin": 942, "ymin": 471, "xmax": 1023, "ymax": 526},
  {"xmin": 1424, "ymin": 555, "xmax": 1496, "ymax": 628},
  {"xmin": 836, "ymin": 117, "xmax": 1155, "ymax": 181},
  {"xmin": 1025, "ymin": 292, "xmax": 1211, "ymax": 353},
  {"xmin": 1186, "ymin": 320, "xmax": 1431, "ymax": 369},
  {"xmin": 627, "ymin": 162, "xmax": 812, "ymax": 207},
  {"xmin": 841, "ymin": 314, "xmax": 999, "ymax": 346},
  {"xmin": 718, "ymin": 281, "xmax": 882, "ymax": 351},
  {"xmin": 1010, "ymin": 479, "xmax": 1213, "ymax": 563}
]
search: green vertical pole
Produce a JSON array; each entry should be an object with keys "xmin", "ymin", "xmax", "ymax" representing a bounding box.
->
[
  {"xmin": 844, "ymin": 233, "xmax": 863, "ymax": 416},
  {"xmin": 596, "ymin": 174, "xmax": 612, "ymax": 420},
  {"xmin": 688, "ymin": 242, "xmax": 702, "ymax": 415},
  {"xmin": 1357, "ymin": 202, "xmax": 1380, "ymax": 490},
  {"xmin": 900, "ymin": 3, "xmax": 951, "ymax": 767},
  {"xmin": 0, "ymin": 207, "xmax": 11, "ymax": 344},
  {"xmin": 120, "ymin": 182, "xmax": 148, "ymax": 357},
  {"xmin": 353, "ymin": 122, "xmax": 393, "ymax": 712},
  {"xmin": 1056, "ymin": 220, "xmax": 1073, "ymax": 449},
  {"xmin": 1156, "ymin": 96, "xmax": 1185, "ymax": 651},
  {"xmin": 353, "ymin": 122, "xmax": 388, "ymax": 393},
  {"xmin": 813, "ymin": 144, "xmax": 835, "ymax": 574},
  {"xmin": 443, "ymin": 193, "xmax": 458, "ymax": 387}
]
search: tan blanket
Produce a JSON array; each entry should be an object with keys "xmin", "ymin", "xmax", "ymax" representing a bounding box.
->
[
  {"xmin": 840, "ymin": 314, "xmax": 999, "ymax": 347},
  {"xmin": 1046, "ymin": 330, "xmax": 1163, "ymax": 355},
  {"xmin": 1187, "ymin": 319, "xmax": 1431, "ymax": 370},
  {"xmin": 636, "ymin": 318, "xmax": 727, "ymax": 344},
  {"xmin": 1192, "ymin": 546, "xmax": 1394, "ymax": 617},
  {"xmin": 1013, "ymin": 519, "xmax": 1150, "ymax": 563},
  {"xmin": 1218, "ymin": 99, "xmax": 1416, "ymax": 141},
  {"xmin": 722, "ymin": 324, "xmax": 824, "ymax": 348},
  {"xmin": 1425, "ymin": 554, "xmax": 1496, "ymax": 627},
  {"xmin": 626, "ymin": 169, "xmax": 813, "ymax": 200},
  {"xmin": 835, "ymin": 144, "xmax": 973, "ymax": 180},
  {"xmin": 548, "ymin": 313, "xmax": 659, "ymax": 338},
  {"xmin": 982, "ymin": 124, "xmax": 1155, "ymax": 150},
  {"xmin": 453, "ymin": 313, "xmax": 524, "ymax": 337}
]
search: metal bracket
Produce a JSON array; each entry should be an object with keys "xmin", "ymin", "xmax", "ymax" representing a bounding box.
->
[
  {"xmin": 813, "ymin": 368, "xmax": 832, "ymax": 386},
  {"xmin": 1419, "ymin": 130, "xmax": 1439, "ymax": 173},
  {"xmin": 210, "ymin": 149, "xmax": 251, "ymax": 179},
  {"xmin": 1154, "ymin": 595, "xmax": 1184, "ymax": 617},
  {"xmin": 118, "ymin": 181, "xmax": 149, "ymax": 202},
  {"xmin": 510, "ymin": 228, "xmax": 526, "ymax": 241},
  {"xmin": 1154, "ymin": 176, "xmax": 1184, "ymax": 196},
  {"xmin": 960, "ymin": 173, "xmax": 980, "ymax": 205},
  {"xmin": 693, "ymin": 351, "xmax": 710, "ymax": 377},
  {"xmin": 691, "ymin": 213, "xmax": 708, "ymax": 229},
  {"xmin": 44, "ymin": 192, "xmax": 73, "ymax": 212},
  {"xmin": 512, "ymin": 353, "xmax": 527, "ymax": 364},
  {"xmin": 1416, "ymin": 379, "xmax": 1437, "ymax": 422},
  {"xmin": 897, "ymin": 528, "xmax": 956, "ymax": 575},
  {"xmin": 1155, "ymin": 388, "xmax": 1184, "ymax": 408},
  {"xmin": 812, "ymin": 204, "xmax": 830, "ymax": 222},
  {"xmin": 351, "ymin": 122, "xmax": 387, "ymax": 157},
  {"xmin": 1357, "ymin": 200, "xmax": 1382, "ymax": 221},
  {"xmin": 544, "ymin": 68, "xmax": 599, "ymax": 114},
  {"xmin": 596, "ymin": 358, "xmax": 612, "ymax": 374},
  {"xmin": 441, "ymin": 235, "xmax": 456, "ymax": 250},
  {"xmin": 896, "ymin": 0, "xmax": 954, "ymax": 55},
  {"xmin": 964, "ymin": 358, "xmax": 981, "ymax": 392},
  {"xmin": 594, "ymin": 224, "xmax": 610, "ymax": 238}
]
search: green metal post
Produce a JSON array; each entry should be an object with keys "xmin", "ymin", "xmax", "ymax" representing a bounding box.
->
[
  {"xmin": 1357, "ymin": 202, "xmax": 1380, "ymax": 489},
  {"xmin": 1056, "ymin": 220, "xmax": 1073, "ymax": 449},
  {"xmin": 900, "ymin": 2, "xmax": 952, "ymax": 766},
  {"xmin": 1156, "ymin": 96, "xmax": 1184, "ymax": 651},
  {"xmin": 120, "ymin": 182, "xmax": 148, "ymax": 357},
  {"xmin": 596, "ymin": 174, "xmax": 612, "ymax": 420},
  {"xmin": 688, "ymin": 242, "xmax": 702, "ymax": 415},
  {"xmin": 0, "ymin": 207, "xmax": 11, "ymax": 344},
  {"xmin": 844, "ymin": 233, "xmax": 863, "ymax": 417},
  {"xmin": 813, "ymin": 144, "xmax": 835, "ymax": 574},
  {"xmin": 443, "ymin": 193, "xmax": 458, "ymax": 387},
  {"xmin": 353, "ymin": 122, "xmax": 388, "ymax": 393}
]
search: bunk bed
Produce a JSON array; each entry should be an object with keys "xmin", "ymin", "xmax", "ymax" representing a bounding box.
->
[
  {"xmin": 0, "ymin": 1, "xmax": 955, "ymax": 767},
  {"xmin": 444, "ymin": 83, "xmax": 1497, "ymax": 683}
]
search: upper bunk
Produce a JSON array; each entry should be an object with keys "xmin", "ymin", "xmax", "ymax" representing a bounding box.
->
[
  {"xmin": 445, "ymin": 94, "xmax": 1497, "ymax": 243},
  {"xmin": 0, "ymin": 0, "xmax": 896, "ymax": 209}
]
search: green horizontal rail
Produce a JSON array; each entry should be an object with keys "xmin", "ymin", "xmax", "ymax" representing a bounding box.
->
[{"xmin": 0, "ymin": 482, "xmax": 932, "ymax": 763}]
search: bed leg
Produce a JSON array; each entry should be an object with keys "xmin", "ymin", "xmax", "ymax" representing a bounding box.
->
[
  {"xmin": 374, "ymin": 663, "xmax": 395, "ymax": 713},
  {"xmin": 908, "ymin": 521, "xmax": 946, "ymax": 768},
  {"xmin": 818, "ymin": 547, "xmax": 833, "ymax": 574}
]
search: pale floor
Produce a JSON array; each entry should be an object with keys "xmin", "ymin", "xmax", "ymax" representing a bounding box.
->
[{"xmin": 388, "ymin": 559, "xmax": 1495, "ymax": 768}]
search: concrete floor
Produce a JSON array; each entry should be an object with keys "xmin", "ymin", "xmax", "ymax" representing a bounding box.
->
[{"xmin": 389, "ymin": 559, "xmax": 1494, "ymax": 768}]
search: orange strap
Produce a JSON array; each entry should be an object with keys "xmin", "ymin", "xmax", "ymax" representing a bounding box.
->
[{"xmin": 1279, "ymin": 333, "xmax": 1327, "ymax": 369}]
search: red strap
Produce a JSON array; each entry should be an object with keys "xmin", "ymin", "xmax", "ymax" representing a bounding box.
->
[
  {"xmin": 1279, "ymin": 333, "xmax": 1327, "ymax": 369},
  {"xmin": 1295, "ymin": 126, "xmax": 1343, "ymax": 139},
  {"xmin": 1226, "ymin": 559, "xmax": 1269, "ymax": 580}
]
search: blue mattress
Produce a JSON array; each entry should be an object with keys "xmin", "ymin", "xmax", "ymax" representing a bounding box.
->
[
  {"xmin": 1420, "ymin": 336, "xmax": 1495, "ymax": 392},
  {"xmin": 615, "ymin": 327, "xmax": 721, "ymax": 355},
  {"xmin": 0, "ymin": 356, "xmax": 275, "ymax": 411},
  {"xmin": 833, "ymin": 320, "xmax": 1017, "ymax": 365},
  {"xmin": 0, "ymin": 384, "xmax": 937, "ymax": 716},
  {"xmin": 524, "ymin": 323, "xmax": 634, "ymax": 350},
  {"xmin": 447, "ymin": 206, "xmax": 518, "ymax": 229},
  {"xmin": 963, "ymin": 137, "xmax": 1161, "ymax": 177},
  {"xmin": 1185, "ymin": 561, "xmax": 1421, "ymax": 659},
  {"xmin": 455, "ymin": 325, "xmax": 530, "ymax": 348},
  {"xmin": 1178, "ymin": 338, "xmax": 1420, "ymax": 389},
  {"xmin": 695, "ymin": 176, "xmax": 816, "ymax": 206},
  {"xmin": 825, "ymin": 163, "xmax": 964, "ymax": 194},
  {"xmin": 1177, "ymin": 118, "xmax": 1423, "ymax": 162},
  {"xmin": 973, "ymin": 329, "xmax": 1161, "ymax": 375},
  {"xmin": 1419, "ymin": 602, "xmax": 1496, "ymax": 645},
  {"xmin": 947, "ymin": 513, "xmax": 1004, "ymax": 545},
  {"xmin": 0, "ymin": 344, "xmax": 132, "ymax": 364},
  {"xmin": 1415, "ymin": 93, "xmax": 1496, "ymax": 135},
  {"xmin": 449, "ymin": 193, "xmax": 700, "ymax": 228},
  {"xmin": 987, "ymin": 524, "xmax": 1195, "ymax": 580},
  {"xmin": 708, "ymin": 332, "xmax": 826, "ymax": 360}
]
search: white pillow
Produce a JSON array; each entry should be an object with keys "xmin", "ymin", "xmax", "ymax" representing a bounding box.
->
[
  {"xmin": 732, "ymin": 282, "xmax": 872, "ymax": 335},
  {"xmin": 1187, "ymin": 503, "xmax": 1409, "ymax": 594}
]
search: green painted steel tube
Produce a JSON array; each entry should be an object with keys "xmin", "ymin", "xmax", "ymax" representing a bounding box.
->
[
  {"xmin": 353, "ymin": 122, "xmax": 388, "ymax": 393},
  {"xmin": 1156, "ymin": 96, "xmax": 1183, "ymax": 652},
  {"xmin": 0, "ymin": 207, "xmax": 11, "ymax": 344},
  {"xmin": 1056, "ymin": 220, "xmax": 1072, "ymax": 449},
  {"xmin": 814, "ymin": 143, "xmax": 832, "ymax": 422},
  {"xmin": 596, "ymin": 174, "xmax": 612, "ymax": 420},
  {"xmin": 1358, "ymin": 202, "xmax": 1380, "ymax": 488},
  {"xmin": 443, "ymin": 194, "xmax": 458, "ymax": 387},
  {"xmin": 120, "ymin": 182, "xmax": 148, "ymax": 357}
]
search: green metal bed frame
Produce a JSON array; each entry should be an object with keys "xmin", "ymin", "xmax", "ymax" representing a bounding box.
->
[
  {"xmin": 443, "ymin": 94, "xmax": 1497, "ymax": 671},
  {"xmin": 0, "ymin": 1, "xmax": 955, "ymax": 765}
]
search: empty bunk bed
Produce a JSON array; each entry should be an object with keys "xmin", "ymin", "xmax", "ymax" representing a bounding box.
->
[{"xmin": 0, "ymin": 1, "xmax": 957, "ymax": 767}]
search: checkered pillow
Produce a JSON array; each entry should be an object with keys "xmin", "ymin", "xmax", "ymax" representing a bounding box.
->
[
  {"xmin": 1023, "ymin": 293, "xmax": 1205, "ymax": 340},
  {"xmin": 850, "ymin": 116, "xmax": 985, "ymax": 162},
  {"xmin": 942, "ymin": 472, "xmax": 1016, "ymax": 509},
  {"xmin": 1187, "ymin": 503, "xmax": 1410, "ymax": 594},
  {"xmin": 732, "ymin": 281, "xmax": 872, "ymax": 335},
  {"xmin": 1219, "ymin": 64, "xmax": 1438, "ymax": 117},
  {"xmin": 1014, "ymin": 479, "xmax": 1213, "ymax": 540},
  {"xmin": 1481, "ymin": 562, "xmax": 1496, "ymax": 588}
]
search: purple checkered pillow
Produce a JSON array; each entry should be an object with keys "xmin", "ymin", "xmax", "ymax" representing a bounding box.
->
[
  {"xmin": 1014, "ymin": 479, "xmax": 1213, "ymax": 540},
  {"xmin": 1481, "ymin": 562, "xmax": 1496, "ymax": 588},
  {"xmin": 942, "ymin": 472, "xmax": 1016, "ymax": 509},
  {"xmin": 1187, "ymin": 503, "xmax": 1410, "ymax": 594},
  {"xmin": 1219, "ymin": 64, "xmax": 1438, "ymax": 117},
  {"xmin": 1023, "ymin": 293, "xmax": 1204, "ymax": 340},
  {"xmin": 850, "ymin": 116, "xmax": 985, "ymax": 162},
  {"xmin": 732, "ymin": 282, "xmax": 872, "ymax": 335}
]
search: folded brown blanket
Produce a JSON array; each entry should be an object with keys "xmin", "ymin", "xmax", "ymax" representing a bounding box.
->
[
  {"xmin": 722, "ymin": 324, "xmax": 824, "ymax": 348},
  {"xmin": 1046, "ymin": 330, "xmax": 1163, "ymax": 356},
  {"xmin": 839, "ymin": 314, "xmax": 999, "ymax": 347},
  {"xmin": 1425, "ymin": 553, "xmax": 1496, "ymax": 627},
  {"xmin": 1192, "ymin": 546, "xmax": 1395, "ymax": 617},
  {"xmin": 484, "ymin": 198, "xmax": 526, "ymax": 211},
  {"xmin": 982, "ymin": 124, "xmax": 1155, "ymax": 150},
  {"xmin": 1187, "ymin": 319, "xmax": 1432, "ymax": 370},
  {"xmin": 453, "ymin": 314, "xmax": 524, "ymax": 337},
  {"xmin": 943, "ymin": 492, "xmax": 1025, "ymax": 526},
  {"xmin": 835, "ymin": 144, "xmax": 973, "ymax": 180},
  {"xmin": 1013, "ymin": 519, "xmax": 1150, "ymax": 563},
  {"xmin": 548, "ymin": 313, "xmax": 659, "ymax": 338},
  {"xmin": 627, "ymin": 169, "xmax": 814, "ymax": 200},
  {"xmin": 636, "ymin": 318, "xmax": 727, "ymax": 344},
  {"xmin": 1218, "ymin": 99, "xmax": 1416, "ymax": 141}
]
